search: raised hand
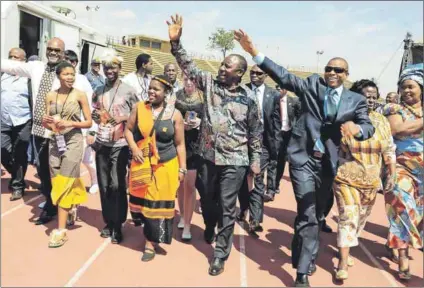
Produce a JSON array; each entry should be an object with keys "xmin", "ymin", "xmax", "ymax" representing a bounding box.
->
[
  {"xmin": 166, "ymin": 14, "xmax": 183, "ymax": 41},
  {"xmin": 234, "ymin": 29, "xmax": 258, "ymax": 56}
]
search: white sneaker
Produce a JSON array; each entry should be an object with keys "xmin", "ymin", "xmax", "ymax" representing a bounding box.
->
[
  {"xmin": 89, "ymin": 184, "xmax": 99, "ymax": 194},
  {"xmin": 39, "ymin": 201, "xmax": 46, "ymax": 209}
]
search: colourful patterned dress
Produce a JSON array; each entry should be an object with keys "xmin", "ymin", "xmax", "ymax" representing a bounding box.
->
[
  {"xmin": 333, "ymin": 111, "xmax": 396, "ymax": 248},
  {"xmin": 383, "ymin": 103, "xmax": 423, "ymax": 249}
]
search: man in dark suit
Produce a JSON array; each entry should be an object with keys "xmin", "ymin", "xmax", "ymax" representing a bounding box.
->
[
  {"xmin": 235, "ymin": 30, "xmax": 374, "ymax": 287},
  {"xmin": 273, "ymin": 86, "xmax": 301, "ymax": 201},
  {"xmin": 237, "ymin": 65, "xmax": 281, "ymax": 233}
]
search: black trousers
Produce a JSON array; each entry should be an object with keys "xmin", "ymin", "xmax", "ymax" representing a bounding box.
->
[
  {"xmin": 289, "ymin": 156, "xmax": 334, "ymax": 274},
  {"xmin": 196, "ymin": 158, "xmax": 248, "ymax": 260},
  {"xmin": 96, "ymin": 145, "xmax": 129, "ymax": 229},
  {"xmin": 34, "ymin": 136, "xmax": 56, "ymax": 215},
  {"xmin": 238, "ymin": 147, "xmax": 276, "ymax": 223},
  {"xmin": 1, "ymin": 120, "xmax": 32, "ymax": 192},
  {"xmin": 276, "ymin": 130, "xmax": 292, "ymax": 191}
]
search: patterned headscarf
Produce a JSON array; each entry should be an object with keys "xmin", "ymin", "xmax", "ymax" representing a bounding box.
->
[{"xmin": 398, "ymin": 63, "xmax": 423, "ymax": 87}]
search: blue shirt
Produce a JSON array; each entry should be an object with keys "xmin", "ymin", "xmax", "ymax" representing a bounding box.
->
[
  {"xmin": 85, "ymin": 71, "xmax": 105, "ymax": 91},
  {"xmin": 1, "ymin": 73, "xmax": 31, "ymax": 126}
]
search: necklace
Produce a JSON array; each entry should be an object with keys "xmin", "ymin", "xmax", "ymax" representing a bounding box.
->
[
  {"xmin": 402, "ymin": 101, "xmax": 423, "ymax": 118},
  {"xmin": 151, "ymin": 105, "xmax": 164, "ymax": 120}
]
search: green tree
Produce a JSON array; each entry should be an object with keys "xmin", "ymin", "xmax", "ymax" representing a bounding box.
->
[{"xmin": 208, "ymin": 28, "xmax": 235, "ymax": 59}]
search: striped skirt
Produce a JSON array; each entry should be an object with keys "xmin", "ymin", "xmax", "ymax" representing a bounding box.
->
[{"xmin": 129, "ymin": 156, "xmax": 179, "ymax": 244}]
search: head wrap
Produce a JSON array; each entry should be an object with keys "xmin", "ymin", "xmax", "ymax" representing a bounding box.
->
[
  {"xmin": 398, "ymin": 63, "xmax": 423, "ymax": 87},
  {"xmin": 101, "ymin": 49, "xmax": 123, "ymax": 66}
]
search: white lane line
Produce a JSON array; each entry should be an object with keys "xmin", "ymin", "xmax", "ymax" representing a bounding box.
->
[
  {"xmin": 238, "ymin": 222, "xmax": 248, "ymax": 287},
  {"xmin": 64, "ymin": 237, "xmax": 111, "ymax": 287},
  {"xmin": 330, "ymin": 210, "xmax": 399, "ymax": 287},
  {"xmin": 1, "ymin": 194, "xmax": 43, "ymax": 218},
  {"xmin": 1, "ymin": 171, "xmax": 89, "ymax": 218},
  {"xmin": 65, "ymin": 221, "xmax": 128, "ymax": 287}
]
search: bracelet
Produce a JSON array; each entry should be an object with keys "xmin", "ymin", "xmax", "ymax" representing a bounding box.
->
[
  {"xmin": 88, "ymin": 131, "xmax": 96, "ymax": 136},
  {"xmin": 179, "ymin": 168, "xmax": 187, "ymax": 175}
]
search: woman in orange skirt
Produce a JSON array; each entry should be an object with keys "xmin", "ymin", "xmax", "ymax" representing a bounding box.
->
[{"xmin": 124, "ymin": 74, "xmax": 186, "ymax": 261}]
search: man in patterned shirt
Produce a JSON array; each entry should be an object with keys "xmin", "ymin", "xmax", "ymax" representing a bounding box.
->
[{"xmin": 167, "ymin": 14, "xmax": 263, "ymax": 276}]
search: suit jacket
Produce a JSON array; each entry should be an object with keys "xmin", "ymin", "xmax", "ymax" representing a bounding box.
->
[
  {"xmin": 247, "ymin": 83, "xmax": 281, "ymax": 159},
  {"xmin": 259, "ymin": 57, "xmax": 375, "ymax": 176}
]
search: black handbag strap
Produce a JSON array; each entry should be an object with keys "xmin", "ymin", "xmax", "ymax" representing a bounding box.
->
[{"xmin": 149, "ymin": 102, "xmax": 167, "ymax": 137}]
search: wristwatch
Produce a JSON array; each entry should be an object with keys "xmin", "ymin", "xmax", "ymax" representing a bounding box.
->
[{"xmin": 179, "ymin": 168, "xmax": 187, "ymax": 175}]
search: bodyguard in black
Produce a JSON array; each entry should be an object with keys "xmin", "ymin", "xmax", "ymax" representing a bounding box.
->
[
  {"xmin": 238, "ymin": 64, "xmax": 281, "ymax": 233},
  {"xmin": 235, "ymin": 30, "xmax": 374, "ymax": 287}
]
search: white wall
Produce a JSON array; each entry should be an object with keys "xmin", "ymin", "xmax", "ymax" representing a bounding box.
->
[{"xmin": 1, "ymin": 1, "xmax": 20, "ymax": 59}]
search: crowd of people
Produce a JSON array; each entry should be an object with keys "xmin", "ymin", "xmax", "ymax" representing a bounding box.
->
[{"xmin": 1, "ymin": 13, "xmax": 422, "ymax": 287}]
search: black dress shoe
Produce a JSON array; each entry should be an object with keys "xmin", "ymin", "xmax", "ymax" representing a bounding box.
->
[
  {"xmin": 35, "ymin": 210, "xmax": 55, "ymax": 225},
  {"xmin": 249, "ymin": 220, "xmax": 263, "ymax": 233},
  {"xmin": 209, "ymin": 257, "xmax": 225, "ymax": 276},
  {"xmin": 204, "ymin": 226, "xmax": 215, "ymax": 244},
  {"xmin": 100, "ymin": 225, "xmax": 112, "ymax": 238},
  {"xmin": 111, "ymin": 228, "xmax": 123, "ymax": 244},
  {"xmin": 321, "ymin": 221, "xmax": 333, "ymax": 233},
  {"xmin": 308, "ymin": 262, "xmax": 317, "ymax": 276},
  {"xmin": 263, "ymin": 192, "xmax": 275, "ymax": 203},
  {"xmin": 294, "ymin": 273, "xmax": 310, "ymax": 287},
  {"xmin": 10, "ymin": 190, "xmax": 24, "ymax": 201},
  {"xmin": 236, "ymin": 210, "xmax": 247, "ymax": 222}
]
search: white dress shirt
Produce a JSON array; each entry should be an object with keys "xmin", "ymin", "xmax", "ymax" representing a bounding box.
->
[
  {"xmin": 251, "ymin": 83, "xmax": 265, "ymax": 122},
  {"xmin": 1, "ymin": 59, "xmax": 95, "ymax": 138},
  {"xmin": 122, "ymin": 72, "xmax": 151, "ymax": 101},
  {"xmin": 280, "ymin": 94, "xmax": 291, "ymax": 131}
]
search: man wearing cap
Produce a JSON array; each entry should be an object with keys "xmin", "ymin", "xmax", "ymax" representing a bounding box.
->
[{"xmin": 85, "ymin": 57, "xmax": 105, "ymax": 91}]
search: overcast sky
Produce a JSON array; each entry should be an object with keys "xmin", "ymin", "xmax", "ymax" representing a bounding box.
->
[{"xmin": 39, "ymin": 1, "xmax": 423, "ymax": 96}]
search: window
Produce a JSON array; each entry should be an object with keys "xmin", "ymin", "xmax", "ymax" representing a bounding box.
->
[
  {"xmin": 140, "ymin": 40, "xmax": 150, "ymax": 48},
  {"xmin": 131, "ymin": 38, "xmax": 136, "ymax": 46},
  {"xmin": 151, "ymin": 41, "xmax": 162, "ymax": 49}
]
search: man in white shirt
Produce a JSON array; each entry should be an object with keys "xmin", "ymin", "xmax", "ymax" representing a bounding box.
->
[
  {"xmin": 1, "ymin": 38, "xmax": 94, "ymax": 225},
  {"xmin": 238, "ymin": 65, "xmax": 281, "ymax": 233},
  {"xmin": 275, "ymin": 86, "xmax": 301, "ymax": 198},
  {"xmin": 64, "ymin": 50, "xmax": 98, "ymax": 195},
  {"xmin": 121, "ymin": 53, "xmax": 153, "ymax": 101}
]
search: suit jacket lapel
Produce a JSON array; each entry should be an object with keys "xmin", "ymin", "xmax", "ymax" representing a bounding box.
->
[{"xmin": 335, "ymin": 88, "xmax": 352, "ymax": 122}]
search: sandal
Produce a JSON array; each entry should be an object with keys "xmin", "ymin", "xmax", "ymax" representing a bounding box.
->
[
  {"xmin": 141, "ymin": 247, "xmax": 156, "ymax": 262},
  {"xmin": 48, "ymin": 229, "xmax": 68, "ymax": 248},
  {"xmin": 336, "ymin": 269, "xmax": 348, "ymax": 280},
  {"xmin": 347, "ymin": 255, "xmax": 354, "ymax": 267},
  {"xmin": 398, "ymin": 256, "xmax": 411, "ymax": 280}
]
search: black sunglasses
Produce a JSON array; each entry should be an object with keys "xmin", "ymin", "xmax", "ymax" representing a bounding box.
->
[
  {"xmin": 324, "ymin": 66, "xmax": 347, "ymax": 74},
  {"xmin": 250, "ymin": 71, "xmax": 265, "ymax": 76}
]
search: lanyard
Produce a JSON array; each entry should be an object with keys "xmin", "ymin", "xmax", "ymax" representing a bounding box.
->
[
  {"xmin": 56, "ymin": 88, "xmax": 73, "ymax": 118},
  {"xmin": 102, "ymin": 80, "xmax": 121, "ymax": 114},
  {"xmin": 137, "ymin": 74, "xmax": 148, "ymax": 99}
]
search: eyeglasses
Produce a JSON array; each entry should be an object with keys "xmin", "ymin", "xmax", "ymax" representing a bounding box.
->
[
  {"xmin": 250, "ymin": 71, "xmax": 265, "ymax": 76},
  {"xmin": 324, "ymin": 66, "xmax": 347, "ymax": 74},
  {"xmin": 47, "ymin": 47, "xmax": 62, "ymax": 53}
]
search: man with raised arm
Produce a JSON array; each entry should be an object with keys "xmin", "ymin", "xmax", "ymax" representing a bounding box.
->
[
  {"xmin": 167, "ymin": 15, "xmax": 263, "ymax": 276},
  {"xmin": 235, "ymin": 29, "xmax": 375, "ymax": 287}
]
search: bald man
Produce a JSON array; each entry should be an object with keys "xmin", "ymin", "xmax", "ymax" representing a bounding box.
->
[
  {"xmin": 386, "ymin": 92, "xmax": 399, "ymax": 104},
  {"xmin": 1, "ymin": 38, "xmax": 66, "ymax": 224},
  {"xmin": 235, "ymin": 30, "xmax": 375, "ymax": 286},
  {"xmin": 1, "ymin": 48, "xmax": 32, "ymax": 201}
]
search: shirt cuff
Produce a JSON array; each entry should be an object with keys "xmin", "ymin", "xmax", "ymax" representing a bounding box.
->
[
  {"xmin": 354, "ymin": 126, "xmax": 363, "ymax": 139},
  {"xmin": 252, "ymin": 52, "xmax": 265, "ymax": 65}
]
